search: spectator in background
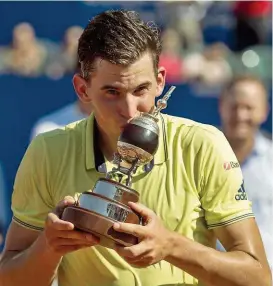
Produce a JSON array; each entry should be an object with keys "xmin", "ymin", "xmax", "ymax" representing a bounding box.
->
[
  {"xmin": 30, "ymin": 98, "xmax": 92, "ymax": 140},
  {"xmin": 30, "ymin": 60, "xmax": 92, "ymax": 140},
  {"xmin": 159, "ymin": 28, "xmax": 183, "ymax": 83},
  {"xmin": 219, "ymin": 75, "xmax": 273, "ymax": 266},
  {"xmin": 60, "ymin": 26, "xmax": 84, "ymax": 73},
  {"xmin": 1, "ymin": 22, "xmax": 49, "ymax": 77},
  {"xmin": 46, "ymin": 26, "xmax": 84, "ymax": 79},
  {"xmin": 183, "ymin": 42, "xmax": 232, "ymax": 87},
  {"xmin": 159, "ymin": 1, "xmax": 207, "ymax": 52},
  {"xmin": 233, "ymin": 1, "xmax": 272, "ymax": 51}
]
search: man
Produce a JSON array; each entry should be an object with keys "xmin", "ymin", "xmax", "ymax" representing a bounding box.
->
[
  {"xmin": 30, "ymin": 63, "xmax": 92, "ymax": 140},
  {"xmin": 30, "ymin": 98, "xmax": 92, "ymax": 140},
  {"xmin": 2, "ymin": 22, "xmax": 49, "ymax": 77},
  {"xmin": 0, "ymin": 10, "xmax": 271, "ymax": 286},
  {"xmin": 219, "ymin": 75, "xmax": 273, "ymax": 267}
]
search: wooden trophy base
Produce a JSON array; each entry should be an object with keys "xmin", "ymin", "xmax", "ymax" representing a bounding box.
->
[
  {"xmin": 62, "ymin": 206, "xmax": 139, "ymax": 249},
  {"xmin": 62, "ymin": 179, "xmax": 141, "ymax": 249}
]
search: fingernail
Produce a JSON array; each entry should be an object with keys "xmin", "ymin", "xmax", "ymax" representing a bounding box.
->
[
  {"xmin": 67, "ymin": 223, "xmax": 74, "ymax": 230},
  {"xmin": 113, "ymin": 223, "xmax": 120, "ymax": 229}
]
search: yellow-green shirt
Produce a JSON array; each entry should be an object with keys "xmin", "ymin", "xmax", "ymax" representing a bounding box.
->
[{"xmin": 12, "ymin": 113, "xmax": 254, "ymax": 286}]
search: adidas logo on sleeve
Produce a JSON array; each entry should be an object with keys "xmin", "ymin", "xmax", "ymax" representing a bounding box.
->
[{"xmin": 235, "ymin": 182, "xmax": 248, "ymax": 201}]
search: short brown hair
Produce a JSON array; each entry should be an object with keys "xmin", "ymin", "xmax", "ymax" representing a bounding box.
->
[
  {"xmin": 78, "ymin": 10, "xmax": 162, "ymax": 79},
  {"xmin": 221, "ymin": 74, "xmax": 268, "ymax": 99}
]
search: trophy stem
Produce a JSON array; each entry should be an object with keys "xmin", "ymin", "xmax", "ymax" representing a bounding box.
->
[
  {"xmin": 105, "ymin": 154, "xmax": 139, "ymax": 187},
  {"xmin": 152, "ymin": 85, "xmax": 176, "ymax": 117},
  {"xmin": 125, "ymin": 158, "xmax": 139, "ymax": 187}
]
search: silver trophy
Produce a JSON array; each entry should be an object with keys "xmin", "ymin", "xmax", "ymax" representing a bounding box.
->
[{"xmin": 62, "ymin": 86, "xmax": 176, "ymax": 249}]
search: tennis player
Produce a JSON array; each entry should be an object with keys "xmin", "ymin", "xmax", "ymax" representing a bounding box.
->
[{"xmin": 0, "ymin": 10, "xmax": 271, "ymax": 286}]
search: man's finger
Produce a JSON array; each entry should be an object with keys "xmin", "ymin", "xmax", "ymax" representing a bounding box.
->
[
  {"xmin": 127, "ymin": 202, "xmax": 155, "ymax": 222},
  {"xmin": 123, "ymin": 256, "xmax": 152, "ymax": 268},
  {"xmin": 115, "ymin": 241, "xmax": 149, "ymax": 259},
  {"xmin": 47, "ymin": 212, "xmax": 74, "ymax": 231},
  {"xmin": 55, "ymin": 196, "xmax": 76, "ymax": 217},
  {"xmin": 113, "ymin": 222, "xmax": 146, "ymax": 238},
  {"xmin": 56, "ymin": 230, "xmax": 99, "ymax": 242},
  {"xmin": 54, "ymin": 244, "xmax": 88, "ymax": 254},
  {"xmin": 55, "ymin": 238, "xmax": 97, "ymax": 246}
]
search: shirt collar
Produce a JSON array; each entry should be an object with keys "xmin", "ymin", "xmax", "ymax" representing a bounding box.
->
[
  {"xmin": 85, "ymin": 112, "xmax": 168, "ymax": 173},
  {"xmin": 252, "ymin": 131, "xmax": 271, "ymax": 155},
  {"xmin": 241, "ymin": 131, "xmax": 271, "ymax": 167}
]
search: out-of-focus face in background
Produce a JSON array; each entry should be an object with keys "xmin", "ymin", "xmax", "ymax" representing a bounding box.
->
[
  {"xmin": 63, "ymin": 25, "xmax": 83, "ymax": 51},
  {"xmin": 161, "ymin": 29, "xmax": 181, "ymax": 56},
  {"xmin": 12, "ymin": 22, "xmax": 36, "ymax": 49},
  {"xmin": 219, "ymin": 79, "xmax": 269, "ymax": 142}
]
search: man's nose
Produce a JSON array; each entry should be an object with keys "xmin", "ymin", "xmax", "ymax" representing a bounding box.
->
[
  {"xmin": 235, "ymin": 107, "xmax": 250, "ymax": 121},
  {"xmin": 118, "ymin": 94, "xmax": 139, "ymax": 120}
]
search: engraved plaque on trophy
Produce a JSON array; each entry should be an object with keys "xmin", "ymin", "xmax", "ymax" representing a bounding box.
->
[{"xmin": 62, "ymin": 86, "xmax": 176, "ymax": 249}]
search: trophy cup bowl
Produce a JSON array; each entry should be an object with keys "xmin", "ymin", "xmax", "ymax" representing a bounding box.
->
[
  {"xmin": 62, "ymin": 86, "xmax": 176, "ymax": 249},
  {"xmin": 117, "ymin": 114, "xmax": 159, "ymax": 166}
]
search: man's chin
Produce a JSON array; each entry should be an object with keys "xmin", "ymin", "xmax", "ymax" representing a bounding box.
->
[
  {"xmin": 111, "ymin": 128, "xmax": 123, "ymax": 139},
  {"xmin": 230, "ymin": 132, "xmax": 252, "ymax": 142},
  {"xmin": 225, "ymin": 128, "xmax": 251, "ymax": 141}
]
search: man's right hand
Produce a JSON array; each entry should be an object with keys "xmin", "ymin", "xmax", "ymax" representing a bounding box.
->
[{"xmin": 43, "ymin": 196, "xmax": 99, "ymax": 256}]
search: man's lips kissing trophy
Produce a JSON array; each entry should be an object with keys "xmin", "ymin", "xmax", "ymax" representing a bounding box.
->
[{"xmin": 62, "ymin": 86, "xmax": 176, "ymax": 249}]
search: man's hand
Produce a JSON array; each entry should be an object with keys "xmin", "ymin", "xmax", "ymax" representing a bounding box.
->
[
  {"xmin": 43, "ymin": 196, "xmax": 99, "ymax": 256},
  {"xmin": 113, "ymin": 202, "xmax": 172, "ymax": 267}
]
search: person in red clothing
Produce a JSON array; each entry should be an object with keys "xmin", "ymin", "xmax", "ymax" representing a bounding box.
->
[
  {"xmin": 233, "ymin": 1, "xmax": 272, "ymax": 51},
  {"xmin": 159, "ymin": 29, "xmax": 183, "ymax": 83}
]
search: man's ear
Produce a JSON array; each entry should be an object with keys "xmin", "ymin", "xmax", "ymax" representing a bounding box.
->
[
  {"xmin": 156, "ymin": 66, "xmax": 166, "ymax": 97},
  {"xmin": 72, "ymin": 74, "xmax": 92, "ymax": 103}
]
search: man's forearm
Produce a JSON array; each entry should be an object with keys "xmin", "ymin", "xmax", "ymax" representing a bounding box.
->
[
  {"xmin": 0, "ymin": 233, "xmax": 62, "ymax": 286},
  {"xmin": 165, "ymin": 232, "xmax": 271, "ymax": 286}
]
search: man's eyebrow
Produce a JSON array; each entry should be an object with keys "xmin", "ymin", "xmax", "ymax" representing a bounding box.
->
[
  {"xmin": 100, "ymin": 81, "xmax": 152, "ymax": 91},
  {"xmin": 134, "ymin": 81, "xmax": 152, "ymax": 89},
  {"xmin": 100, "ymin": 84, "xmax": 120, "ymax": 91}
]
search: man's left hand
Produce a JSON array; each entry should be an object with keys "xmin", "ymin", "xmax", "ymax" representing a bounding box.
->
[{"xmin": 113, "ymin": 202, "xmax": 172, "ymax": 267}]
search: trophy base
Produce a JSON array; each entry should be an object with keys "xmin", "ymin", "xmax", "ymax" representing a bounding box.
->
[{"xmin": 62, "ymin": 206, "xmax": 138, "ymax": 249}]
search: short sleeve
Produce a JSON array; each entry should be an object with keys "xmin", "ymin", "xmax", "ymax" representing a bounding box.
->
[
  {"xmin": 199, "ymin": 128, "xmax": 254, "ymax": 229},
  {"xmin": 11, "ymin": 135, "xmax": 54, "ymax": 231}
]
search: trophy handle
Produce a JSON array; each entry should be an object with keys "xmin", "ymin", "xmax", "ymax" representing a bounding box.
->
[
  {"xmin": 106, "ymin": 154, "xmax": 139, "ymax": 188},
  {"xmin": 74, "ymin": 193, "xmax": 81, "ymax": 207},
  {"xmin": 125, "ymin": 158, "xmax": 139, "ymax": 187},
  {"xmin": 152, "ymin": 85, "xmax": 176, "ymax": 117}
]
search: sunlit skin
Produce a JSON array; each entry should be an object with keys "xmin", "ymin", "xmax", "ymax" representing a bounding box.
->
[
  {"xmin": 73, "ymin": 52, "xmax": 166, "ymax": 159},
  {"xmin": 219, "ymin": 80, "xmax": 269, "ymax": 163}
]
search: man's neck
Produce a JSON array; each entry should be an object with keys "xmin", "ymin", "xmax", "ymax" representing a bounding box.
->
[
  {"xmin": 227, "ymin": 136, "xmax": 255, "ymax": 164},
  {"xmin": 77, "ymin": 100, "xmax": 92, "ymax": 116},
  {"xmin": 97, "ymin": 126, "xmax": 118, "ymax": 162}
]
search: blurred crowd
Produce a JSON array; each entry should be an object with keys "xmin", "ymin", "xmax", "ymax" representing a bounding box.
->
[
  {"xmin": 159, "ymin": 0, "xmax": 272, "ymax": 87},
  {"xmin": 0, "ymin": 1, "xmax": 271, "ymax": 88},
  {"xmin": 0, "ymin": 23, "xmax": 83, "ymax": 80},
  {"xmin": 0, "ymin": 0, "xmax": 272, "ymax": 271}
]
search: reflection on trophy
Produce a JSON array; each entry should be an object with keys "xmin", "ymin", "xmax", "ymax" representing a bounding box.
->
[{"xmin": 62, "ymin": 86, "xmax": 176, "ymax": 249}]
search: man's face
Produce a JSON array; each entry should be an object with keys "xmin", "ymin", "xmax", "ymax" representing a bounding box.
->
[
  {"xmin": 219, "ymin": 81, "xmax": 269, "ymax": 141},
  {"xmin": 74, "ymin": 52, "xmax": 165, "ymax": 139},
  {"xmin": 13, "ymin": 23, "xmax": 35, "ymax": 48}
]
